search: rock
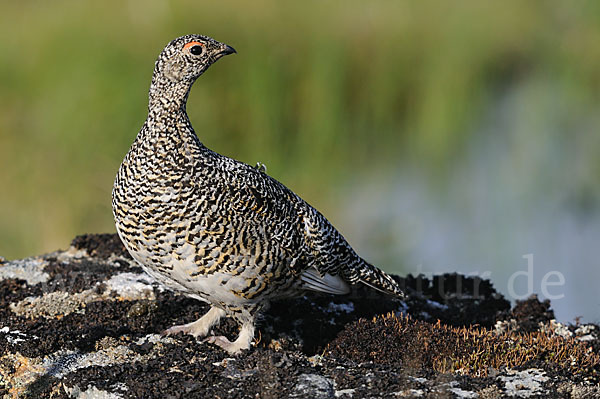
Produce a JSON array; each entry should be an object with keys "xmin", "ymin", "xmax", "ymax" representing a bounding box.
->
[
  {"xmin": 0, "ymin": 233, "xmax": 598, "ymax": 398},
  {"xmin": 290, "ymin": 374, "xmax": 334, "ymax": 399}
]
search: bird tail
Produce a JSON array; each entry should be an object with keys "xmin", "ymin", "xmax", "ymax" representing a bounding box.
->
[{"xmin": 348, "ymin": 259, "xmax": 406, "ymax": 298}]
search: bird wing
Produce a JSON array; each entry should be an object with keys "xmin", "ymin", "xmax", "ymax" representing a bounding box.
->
[
  {"xmin": 300, "ymin": 202, "xmax": 405, "ymax": 298},
  {"xmin": 299, "ymin": 268, "xmax": 350, "ymax": 295},
  {"xmin": 200, "ymin": 160, "xmax": 357, "ymax": 278},
  {"xmin": 191, "ymin": 156, "xmax": 403, "ymax": 297}
]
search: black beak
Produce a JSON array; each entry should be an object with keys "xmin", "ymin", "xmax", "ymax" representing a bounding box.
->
[
  {"xmin": 221, "ymin": 44, "xmax": 236, "ymax": 55},
  {"xmin": 215, "ymin": 44, "xmax": 236, "ymax": 58}
]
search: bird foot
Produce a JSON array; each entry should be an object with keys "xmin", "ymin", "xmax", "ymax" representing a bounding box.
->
[
  {"xmin": 204, "ymin": 335, "xmax": 249, "ymax": 354},
  {"xmin": 162, "ymin": 322, "xmax": 208, "ymax": 338},
  {"xmin": 162, "ymin": 307, "xmax": 225, "ymax": 338},
  {"xmin": 203, "ymin": 322, "xmax": 255, "ymax": 354}
]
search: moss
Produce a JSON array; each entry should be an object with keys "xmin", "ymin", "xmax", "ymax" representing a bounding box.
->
[{"xmin": 327, "ymin": 313, "xmax": 600, "ymax": 381}]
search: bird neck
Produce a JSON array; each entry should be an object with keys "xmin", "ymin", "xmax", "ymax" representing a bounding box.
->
[
  {"xmin": 141, "ymin": 75, "xmax": 208, "ymax": 152},
  {"xmin": 147, "ymin": 73, "xmax": 194, "ymax": 118}
]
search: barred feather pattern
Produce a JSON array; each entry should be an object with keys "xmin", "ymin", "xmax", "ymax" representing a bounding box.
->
[{"xmin": 112, "ymin": 34, "xmax": 405, "ymax": 353}]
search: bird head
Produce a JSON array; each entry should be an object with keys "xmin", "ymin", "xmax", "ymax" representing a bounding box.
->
[{"xmin": 154, "ymin": 34, "xmax": 236, "ymax": 84}]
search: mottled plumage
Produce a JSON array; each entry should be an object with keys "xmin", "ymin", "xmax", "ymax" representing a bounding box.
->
[{"xmin": 112, "ymin": 34, "xmax": 405, "ymax": 353}]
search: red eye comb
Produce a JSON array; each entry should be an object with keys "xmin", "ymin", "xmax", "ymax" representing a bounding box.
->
[{"xmin": 184, "ymin": 41, "xmax": 204, "ymax": 50}]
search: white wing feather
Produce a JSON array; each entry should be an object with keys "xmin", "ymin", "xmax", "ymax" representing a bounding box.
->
[{"xmin": 300, "ymin": 268, "xmax": 350, "ymax": 295}]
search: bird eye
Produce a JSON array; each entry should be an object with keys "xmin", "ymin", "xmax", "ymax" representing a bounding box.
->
[
  {"xmin": 190, "ymin": 45, "xmax": 203, "ymax": 56},
  {"xmin": 183, "ymin": 41, "xmax": 205, "ymax": 56}
]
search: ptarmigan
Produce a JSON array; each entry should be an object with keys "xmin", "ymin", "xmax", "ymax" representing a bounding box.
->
[{"xmin": 112, "ymin": 34, "xmax": 405, "ymax": 354}]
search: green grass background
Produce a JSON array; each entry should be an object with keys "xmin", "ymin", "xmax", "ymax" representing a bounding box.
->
[{"xmin": 1, "ymin": 0, "xmax": 599, "ymax": 269}]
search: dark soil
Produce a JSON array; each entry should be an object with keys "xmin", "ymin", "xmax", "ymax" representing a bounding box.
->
[{"xmin": 71, "ymin": 233, "xmax": 132, "ymax": 260}]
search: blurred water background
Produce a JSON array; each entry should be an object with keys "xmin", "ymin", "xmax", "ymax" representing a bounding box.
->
[{"xmin": 1, "ymin": 1, "xmax": 599, "ymax": 323}]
